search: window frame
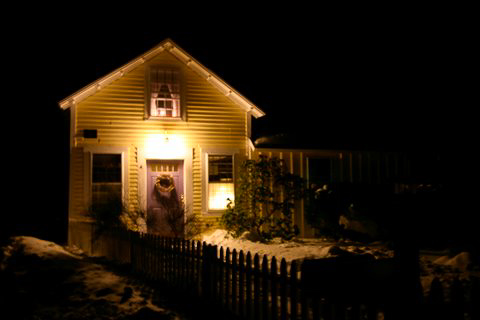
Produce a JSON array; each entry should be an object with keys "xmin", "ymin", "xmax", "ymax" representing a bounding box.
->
[
  {"xmin": 91, "ymin": 153, "xmax": 123, "ymax": 208},
  {"xmin": 83, "ymin": 146, "xmax": 129, "ymax": 210},
  {"xmin": 202, "ymin": 149, "xmax": 237, "ymax": 215},
  {"xmin": 145, "ymin": 64, "xmax": 186, "ymax": 121}
]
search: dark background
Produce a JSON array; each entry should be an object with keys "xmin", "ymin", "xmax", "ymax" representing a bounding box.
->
[{"xmin": 2, "ymin": 8, "xmax": 474, "ymax": 245}]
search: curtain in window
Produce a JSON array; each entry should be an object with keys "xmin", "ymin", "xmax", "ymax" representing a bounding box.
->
[{"xmin": 150, "ymin": 69, "xmax": 180, "ymax": 117}]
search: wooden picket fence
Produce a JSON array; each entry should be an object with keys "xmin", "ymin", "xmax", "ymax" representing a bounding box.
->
[{"xmin": 93, "ymin": 228, "xmax": 480, "ymax": 320}]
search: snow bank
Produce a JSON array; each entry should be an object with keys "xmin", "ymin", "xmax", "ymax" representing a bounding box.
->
[
  {"xmin": 1, "ymin": 236, "xmax": 80, "ymax": 271},
  {"xmin": 1, "ymin": 236, "xmax": 186, "ymax": 319},
  {"xmin": 12, "ymin": 236, "xmax": 80, "ymax": 259},
  {"xmin": 433, "ymin": 252, "xmax": 471, "ymax": 272}
]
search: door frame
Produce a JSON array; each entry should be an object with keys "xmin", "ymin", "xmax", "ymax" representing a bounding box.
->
[
  {"xmin": 137, "ymin": 146, "xmax": 193, "ymax": 227},
  {"xmin": 146, "ymin": 159, "xmax": 185, "ymax": 235}
]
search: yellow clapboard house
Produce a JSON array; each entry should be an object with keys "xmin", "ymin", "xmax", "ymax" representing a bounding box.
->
[
  {"xmin": 60, "ymin": 39, "xmax": 265, "ymax": 253},
  {"xmin": 60, "ymin": 39, "xmax": 413, "ymax": 253}
]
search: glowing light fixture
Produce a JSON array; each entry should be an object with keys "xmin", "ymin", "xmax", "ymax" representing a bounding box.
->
[{"xmin": 145, "ymin": 132, "xmax": 186, "ymax": 159}]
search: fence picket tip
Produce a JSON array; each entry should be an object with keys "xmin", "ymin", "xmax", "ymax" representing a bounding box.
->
[
  {"xmin": 271, "ymin": 256, "xmax": 277, "ymax": 269},
  {"xmin": 262, "ymin": 255, "xmax": 269, "ymax": 268}
]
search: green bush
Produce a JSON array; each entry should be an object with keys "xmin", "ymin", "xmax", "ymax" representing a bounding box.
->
[
  {"xmin": 304, "ymin": 184, "xmax": 345, "ymax": 239},
  {"xmin": 221, "ymin": 156, "xmax": 304, "ymax": 242},
  {"xmin": 88, "ymin": 191, "xmax": 145, "ymax": 239}
]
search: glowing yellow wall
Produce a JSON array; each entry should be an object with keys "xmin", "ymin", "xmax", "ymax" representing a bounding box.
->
[{"xmin": 69, "ymin": 50, "xmax": 248, "ymax": 228}]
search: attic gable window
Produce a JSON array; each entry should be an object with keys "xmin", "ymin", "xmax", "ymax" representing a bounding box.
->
[{"xmin": 149, "ymin": 68, "xmax": 181, "ymax": 118}]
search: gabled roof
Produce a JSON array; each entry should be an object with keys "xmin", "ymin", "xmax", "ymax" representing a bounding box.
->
[{"xmin": 58, "ymin": 38, "xmax": 265, "ymax": 118}]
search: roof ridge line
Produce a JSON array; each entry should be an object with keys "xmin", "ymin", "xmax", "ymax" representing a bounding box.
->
[{"xmin": 58, "ymin": 38, "xmax": 265, "ymax": 118}]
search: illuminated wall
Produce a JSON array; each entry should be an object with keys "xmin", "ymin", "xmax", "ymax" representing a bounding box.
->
[{"xmin": 70, "ymin": 49, "xmax": 248, "ymax": 229}]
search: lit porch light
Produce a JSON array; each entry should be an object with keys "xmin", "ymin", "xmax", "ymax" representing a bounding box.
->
[{"xmin": 145, "ymin": 133, "xmax": 186, "ymax": 159}]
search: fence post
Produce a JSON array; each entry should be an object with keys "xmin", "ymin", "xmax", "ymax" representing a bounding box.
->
[
  {"xmin": 219, "ymin": 247, "xmax": 225, "ymax": 307},
  {"xmin": 254, "ymin": 253, "xmax": 261, "ymax": 320},
  {"xmin": 300, "ymin": 264, "xmax": 308, "ymax": 320},
  {"xmin": 173, "ymin": 238, "xmax": 180, "ymax": 288},
  {"xmin": 185, "ymin": 240, "xmax": 191, "ymax": 289},
  {"xmin": 160, "ymin": 237, "xmax": 165, "ymax": 281},
  {"xmin": 246, "ymin": 252, "xmax": 253, "ymax": 320},
  {"xmin": 239, "ymin": 250, "xmax": 245, "ymax": 319},
  {"xmin": 211, "ymin": 245, "xmax": 218, "ymax": 304},
  {"xmin": 427, "ymin": 277, "xmax": 445, "ymax": 320},
  {"xmin": 226, "ymin": 248, "xmax": 231, "ymax": 311},
  {"xmin": 142, "ymin": 233, "xmax": 146, "ymax": 276},
  {"xmin": 129, "ymin": 231, "xmax": 134, "ymax": 272},
  {"xmin": 262, "ymin": 255, "xmax": 270, "ymax": 320},
  {"xmin": 168, "ymin": 237, "xmax": 173, "ymax": 284},
  {"xmin": 471, "ymin": 277, "xmax": 480, "ymax": 320},
  {"xmin": 232, "ymin": 249, "xmax": 238, "ymax": 315},
  {"xmin": 196, "ymin": 240, "xmax": 202, "ymax": 296},
  {"xmin": 290, "ymin": 261, "xmax": 298, "ymax": 320},
  {"xmin": 133, "ymin": 231, "xmax": 139, "ymax": 274},
  {"xmin": 450, "ymin": 277, "xmax": 465, "ymax": 320},
  {"xmin": 391, "ymin": 229, "xmax": 422, "ymax": 319},
  {"xmin": 146, "ymin": 233, "xmax": 151, "ymax": 280},
  {"xmin": 271, "ymin": 256, "xmax": 278, "ymax": 320},
  {"xmin": 280, "ymin": 258, "xmax": 287, "ymax": 320},
  {"xmin": 201, "ymin": 242, "xmax": 210, "ymax": 298},
  {"xmin": 181, "ymin": 239, "xmax": 186, "ymax": 290}
]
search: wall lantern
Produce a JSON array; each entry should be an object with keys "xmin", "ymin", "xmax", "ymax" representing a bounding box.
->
[{"xmin": 145, "ymin": 132, "xmax": 186, "ymax": 159}]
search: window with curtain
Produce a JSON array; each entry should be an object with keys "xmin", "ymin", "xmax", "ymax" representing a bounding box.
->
[
  {"xmin": 208, "ymin": 155, "xmax": 234, "ymax": 210},
  {"xmin": 150, "ymin": 68, "xmax": 181, "ymax": 118},
  {"xmin": 92, "ymin": 154, "xmax": 122, "ymax": 209}
]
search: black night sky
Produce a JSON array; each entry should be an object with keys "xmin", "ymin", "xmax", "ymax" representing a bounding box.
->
[{"xmin": 2, "ymin": 8, "xmax": 475, "ymax": 244}]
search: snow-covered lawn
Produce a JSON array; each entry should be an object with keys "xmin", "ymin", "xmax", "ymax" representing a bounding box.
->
[
  {"xmin": 202, "ymin": 229, "xmax": 480, "ymax": 296},
  {"xmin": 202, "ymin": 229, "xmax": 394, "ymax": 262},
  {"xmin": 1, "ymin": 232, "xmax": 477, "ymax": 319},
  {"xmin": 0, "ymin": 236, "xmax": 190, "ymax": 320}
]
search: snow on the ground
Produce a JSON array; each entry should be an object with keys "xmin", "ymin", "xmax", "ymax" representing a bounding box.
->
[
  {"xmin": 203, "ymin": 229, "xmax": 480, "ymax": 296},
  {"xmin": 0, "ymin": 236, "xmax": 188, "ymax": 320},
  {"xmin": 202, "ymin": 229, "xmax": 393, "ymax": 264},
  {"xmin": 2, "ymin": 232, "xmax": 477, "ymax": 319}
]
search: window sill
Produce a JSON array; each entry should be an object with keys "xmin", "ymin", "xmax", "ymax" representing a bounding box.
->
[
  {"xmin": 202, "ymin": 210, "xmax": 225, "ymax": 216},
  {"xmin": 145, "ymin": 116, "xmax": 185, "ymax": 121}
]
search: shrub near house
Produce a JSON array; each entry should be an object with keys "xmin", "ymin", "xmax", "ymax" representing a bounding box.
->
[{"xmin": 221, "ymin": 156, "xmax": 304, "ymax": 242}]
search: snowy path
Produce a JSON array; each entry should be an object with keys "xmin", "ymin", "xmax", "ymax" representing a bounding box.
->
[{"xmin": 0, "ymin": 236, "xmax": 198, "ymax": 320}]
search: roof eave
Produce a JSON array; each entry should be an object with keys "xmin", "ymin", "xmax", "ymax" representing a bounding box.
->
[{"xmin": 58, "ymin": 39, "xmax": 265, "ymax": 118}]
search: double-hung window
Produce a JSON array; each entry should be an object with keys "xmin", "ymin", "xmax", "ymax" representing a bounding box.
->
[
  {"xmin": 149, "ymin": 68, "xmax": 181, "ymax": 118},
  {"xmin": 208, "ymin": 155, "xmax": 234, "ymax": 210},
  {"xmin": 91, "ymin": 154, "xmax": 122, "ymax": 209}
]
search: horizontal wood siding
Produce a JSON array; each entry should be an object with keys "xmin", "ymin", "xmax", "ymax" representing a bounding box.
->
[
  {"xmin": 71, "ymin": 50, "xmax": 248, "ymax": 224},
  {"xmin": 70, "ymin": 147, "xmax": 85, "ymax": 218}
]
